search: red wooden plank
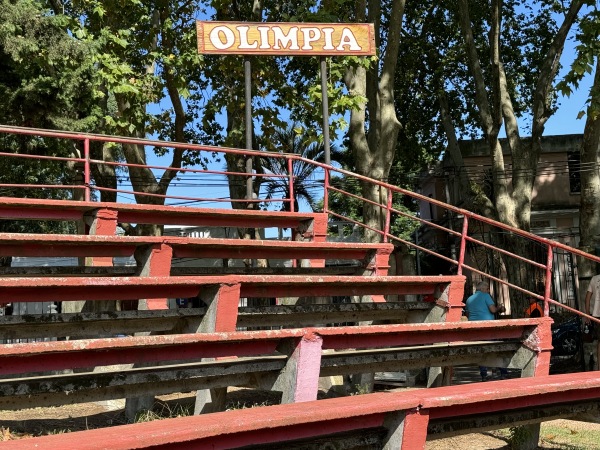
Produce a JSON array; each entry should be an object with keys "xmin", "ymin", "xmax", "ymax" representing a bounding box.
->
[
  {"xmin": 0, "ymin": 197, "xmax": 320, "ymax": 228},
  {"xmin": 4, "ymin": 372, "xmax": 600, "ymax": 450},
  {"xmin": 0, "ymin": 319, "xmax": 546, "ymax": 375},
  {"xmin": 0, "ymin": 233, "xmax": 392, "ymax": 259},
  {"xmin": 0, "ymin": 206, "xmax": 83, "ymax": 221},
  {"xmin": 0, "ymin": 243, "xmax": 137, "ymax": 257},
  {"xmin": 0, "ymin": 275, "xmax": 463, "ymax": 301}
]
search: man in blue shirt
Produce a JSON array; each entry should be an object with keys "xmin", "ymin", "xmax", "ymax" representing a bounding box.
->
[{"xmin": 465, "ymin": 280, "xmax": 508, "ymax": 381}]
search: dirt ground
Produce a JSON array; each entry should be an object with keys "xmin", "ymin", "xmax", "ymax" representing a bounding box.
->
[{"xmin": 1, "ymin": 390, "xmax": 599, "ymax": 449}]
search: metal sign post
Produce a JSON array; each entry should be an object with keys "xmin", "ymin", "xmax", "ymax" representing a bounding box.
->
[
  {"xmin": 196, "ymin": 21, "xmax": 376, "ymax": 201},
  {"xmin": 320, "ymin": 56, "xmax": 331, "ymax": 165},
  {"xmin": 244, "ymin": 56, "xmax": 253, "ymax": 205}
]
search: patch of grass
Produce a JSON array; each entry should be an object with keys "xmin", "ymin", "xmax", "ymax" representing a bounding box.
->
[
  {"xmin": 350, "ymin": 384, "xmax": 371, "ymax": 395},
  {"xmin": 44, "ymin": 429, "xmax": 71, "ymax": 435},
  {"xmin": 507, "ymin": 426, "xmax": 535, "ymax": 449},
  {"xmin": 539, "ymin": 423, "xmax": 600, "ymax": 449},
  {"xmin": 134, "ymin": 402, "xmax": 193, "ymax": 423},
  {"xmin": 226, "ymin": 400, "xmax": 272, "ymax": 411},
  {"xmin": 495, "ymin": 423, "xmax": 600, "ymax": 450}
]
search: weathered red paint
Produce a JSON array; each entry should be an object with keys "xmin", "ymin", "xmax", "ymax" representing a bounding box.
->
[
  {"xmin": 211, "ymin": 283, "xmax": 241, "ymax": 332},
  {"xmin": 4, "ymin": 372, "xmax": 600, "ymax": 449},
  {"xmin": 401, "ymin": 409, "xmax": 430, "ymax": 449},
  {"xmin": 0, "ymin": 319, "xmax": 549, "ymax": 376},
  {"xmin": 0, "ymin": 274, "xmax": 463, "ymax": 302},
  {"xmin": 284, "ymin": 334, "xmax": 323, "ymax": 403},
  {"xmin": 87, "ymin": 208, "xmax": 119, "ymax": 235},
  {"xmin": 143, "ymin": 243, "xmax": 173, "ymax": 309},
  {"xmin": 0, "ymin": 125, "xmax": 594, "ymax": 450},
  {"xmin": 0, "ymin": 197, "xmax": 321, "ymax": 229}
]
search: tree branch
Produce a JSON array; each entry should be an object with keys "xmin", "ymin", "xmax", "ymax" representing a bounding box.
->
[{"xmin": 457, "ymin": 0, "xmax": 496, "ymax": 136}]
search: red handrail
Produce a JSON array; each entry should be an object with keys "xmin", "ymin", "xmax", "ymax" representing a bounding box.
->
[{"xmin": 0, "ymin": 124, "xmax": 598, "ymax": 324}]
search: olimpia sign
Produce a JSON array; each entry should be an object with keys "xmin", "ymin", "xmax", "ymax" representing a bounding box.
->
[{"xmin": 196, "ymin": 22, "xmax": 376, "ymax": 56}]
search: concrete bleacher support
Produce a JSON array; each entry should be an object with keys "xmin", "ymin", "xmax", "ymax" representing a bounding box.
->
[
  {"xmin": 193, "ymin": 283, "xmax": 242, "ymax": 415},
  {"xmin": 273, "ymin": 334, "xmax": 323, "ymax": 404}
]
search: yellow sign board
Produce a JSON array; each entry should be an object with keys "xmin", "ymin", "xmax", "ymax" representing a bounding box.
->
[{"xmin": 197, "ymin": 22, "xmax": 376, "ymax": 56}]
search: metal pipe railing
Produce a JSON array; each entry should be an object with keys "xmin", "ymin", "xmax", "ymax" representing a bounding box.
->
[{"xmin": 1, "ymin": 125, "xmax": 599, "ymax": 324}]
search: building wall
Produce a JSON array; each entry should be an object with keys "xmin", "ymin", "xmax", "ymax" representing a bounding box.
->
[{"xmin": 417, "ymin": 134, "xmax": 583, "ymax": 311}]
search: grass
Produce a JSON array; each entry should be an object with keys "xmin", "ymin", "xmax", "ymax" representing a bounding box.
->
[
  {"xmin": 539, "ymin": 423, "xmax": 600, "ymax": 449},
  {"xmin": 494, "ymin": 422, "xmax": 600, "ymax": 450},
  {"xmin": 134, "ymin": 402, "xmax": 193, "ymax": 423}
]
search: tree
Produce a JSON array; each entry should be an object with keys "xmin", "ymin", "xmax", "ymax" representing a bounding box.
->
[
  {"xmin": 0, "ymin": 0, "xmax": 99, "ymax": 131},
  {"xmin": 58, "ymin": 0, "xmax": 204, "ymax": 235},
  {"xmin": 451, "ymin": 0, "xmax": 585, "ymax": 230},
  {"xmin": 578, "ymin": 59, "xmax": 600, "ymax": 287},
  {"xmin": 342, "ymin": 0, "xmax": 405, "ymax": 243},
  {"xmin": 431, "ymin": 0, "xmax": 586, "ymax": 317},
  {"xmin": 260, "ymin": 125, "xmax": 341, "ymax": 213},
  {"xmin": 557, "ymin": 7, "xmax": 600, "ymax": 294},
  {"xmin": 0, "ymin": 0, "xmax": 99, "ymax": 257}
]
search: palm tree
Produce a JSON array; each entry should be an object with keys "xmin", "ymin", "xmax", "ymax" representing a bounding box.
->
[{"xmin": 260, "ymin": 125, "xmax": 342, "ymax": 212}]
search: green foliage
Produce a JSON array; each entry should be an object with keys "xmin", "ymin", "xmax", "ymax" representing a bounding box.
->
[
  {"xmin": 259, "ymin": 125, "xmax": 343, "ymax": 212},
  {"xmin": 0, "ymin": 0, "xmax": 99, "ymax": 131},
  {"xmin": 557, "ymin": 7, "xmax": 600, "ymax": 120},
  {"xmin": 0, "ymin": 1, "xmax": 94, "ymax": 234}
]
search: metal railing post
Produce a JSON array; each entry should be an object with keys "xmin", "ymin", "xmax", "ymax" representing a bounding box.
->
[
  {"xmin": 544, "ymin": 244, "xmax": 554, "ymax": 317},
  {"xmin": 84, "ymin": 138, "xmax": 90, "ymax": 202},
  {"xmin": 383, "ymin": 189, "xmax": 393, "ymax": 243},
  {"xmin": 457, "ymin": 216, "xmax": 469, "ymax": 275},
  {"xmin": 323, "ymin": 168, "xmax": 330, "ymax": 213},
  {"xmin": 288, "ymin": 158, "xmax": 294, "ymax": 212}
]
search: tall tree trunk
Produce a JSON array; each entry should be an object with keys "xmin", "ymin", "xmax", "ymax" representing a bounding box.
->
[
  {"xmin": 345, "ymin": 0, "xmax": 405, "ymax": 244},
  {"xmin": 578, "ymin": 58, "xmax": 600, "ymax": 299},
  {"xmin": 455, "ymin": 0, "xmax": 585, "ymax": 312}
]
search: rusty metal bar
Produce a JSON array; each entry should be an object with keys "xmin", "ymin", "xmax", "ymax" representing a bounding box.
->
[
  {"xmin": 383, "ymin": 189, "xmax": 393, "ymax": 243},
  {"xmin": 457, "ymin": 216, "xmax": 468, "ymax": 276},
  {"xmin": 96, "ymin": 159, "xmax": 288, "ymax": 179},
  {"xmin": 94, "ymin": 185, "xmax": 272, "ymax": 204},
  {"xmin": 323, "ymin": 168, "xmax": 330, "ymax": 213},
  {"xmin": 288, "ymin": 158, "xmax": 295, "ymax": 212},
  {"xmin": 544, "ymin": 244, "xmax": 554, "ymax": 316},
  {"xmin": 464, "ymin": 233, "xmax": 547, "ymax": 270},
  {"xmin": 83, "ymin": 138, "xmax": 91, "ymax": 202},
  {"xmin": 0, "ymin": 183, "xmax": 84, "ymax": 190},
  {"xmin": 320, "ymin": 56, "xmax": 331, "ymax": 165},
  {"xmin": 0, "ymin": 151, "xmax": 85, "ymax": 164}
]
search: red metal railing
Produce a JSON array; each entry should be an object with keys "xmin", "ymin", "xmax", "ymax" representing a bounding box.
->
[{"xmin": 0, "ymin": 124, "xmax": 598, "ymax": 324}]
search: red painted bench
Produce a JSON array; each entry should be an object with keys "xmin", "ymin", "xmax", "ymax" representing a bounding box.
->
[
  {"xmin": 0, "ymin": 233, "xmax": 393, "ymax": 274},
  {"xmin": 3, "ymin": 371, "xmax": 596, "ymax": 450},
  {"xmin": 0, "ymin": 274, "xmax": 465, "ymax": 319},
  {"xmin": 0, "ymin": 319, "xmax": 551, "ymax": 410},
  {"xmin": 0, "ymin": 197, "xmax": 327, "ymax": 238}
]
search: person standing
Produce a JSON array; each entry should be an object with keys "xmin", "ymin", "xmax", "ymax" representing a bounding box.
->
[
  {"xmin": 465, "ymin": 280, "xmax": 508, "ymax": 381},
  {"xmin": 584, "ymin": 274, "xmax": 600, "ymax": 370}
]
